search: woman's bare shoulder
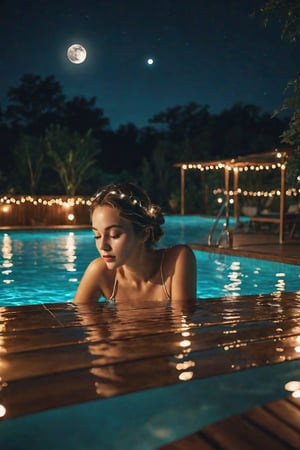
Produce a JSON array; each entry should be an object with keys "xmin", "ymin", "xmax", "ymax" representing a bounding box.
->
[
  {"xmin": 87, "ymin": 256, "xmax": 106, "ymax": 271},
  {"xmin": 162, "ymin": 245, "xmax": 196, "ymax": 300},
  {"xmin": 163, "ymin": 244, "xmax": 196, "ymax": 272},
  {"xmin": 74, "ymin": 257, "xmax": 115, "ymax": 304},
  {"xmin": 90, "ymin": 257, "xmax": 117, "ymax": 280},
  {"xmin": 84, "ymin": 257, "xmax": 113, "ymax": 279},
  {"xmin": 165, "ymin": 244, "xmax": 195, "ymax": 259}
]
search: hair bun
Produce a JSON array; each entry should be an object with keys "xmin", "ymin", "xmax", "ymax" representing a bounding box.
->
[{"xmin": 146, "ymin": 204, "xmax": 164, "ymax": 223}]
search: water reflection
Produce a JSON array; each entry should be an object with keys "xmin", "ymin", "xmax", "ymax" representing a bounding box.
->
[
  {"xmin": 284, "ymin": 380, "xmax": 300, "ymax": 398},
  {"xmin": 1, "ymin": 234, "xmax": 13, "ymax": 285},
  {"xmin": 275, "ymin": 272, "xmax": 286, "ymax": 292},
  {"xmin": 212, "ymin": 257, "xmax": 292, "ymax": 297},
  {"xmin": 74, "ymin": 299, "xmax": 197, "ymax": 398},
  {"xmin": 175, "ymin": 315, "xmax": 195, "ymax": 382},
  {"xmin": 1, "ymin": 234, "xmax": 13, "ymax": 268},
  {"xmin": 0, "ymin": 309, "xmax": 8, "ymax": 418},
  {"xmin": 0, "ymin": 404, "xmax": 6, "ymax": 418},
  {"xmin": 64, "ymin": 232, "xmax": 77, "ymax": 274},
  {"xmin": 1, "ymin": 295, "xmax": 300, "ymax": 420},
  {"xmin": 72, "ymin": 295, "xmax": 300, "ymax": 403}
]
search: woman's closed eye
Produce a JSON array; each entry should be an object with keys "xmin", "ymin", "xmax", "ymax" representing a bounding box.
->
[
  {"xmin": 109, "ymin": 233, "xmax": 122, "ymax": 239},
  {"xmin": 94, "ymin": 233, "xmax": 122, "ymax": 240}
]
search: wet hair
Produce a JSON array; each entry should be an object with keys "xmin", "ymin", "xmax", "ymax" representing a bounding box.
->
[{"xmin": 91, "ymin": 183, "xmax": 165, "ymax": 246}]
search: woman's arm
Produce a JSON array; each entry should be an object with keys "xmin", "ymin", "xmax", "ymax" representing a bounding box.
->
[
  {"xmin": 170, "ymin": 245, "xmax": 197, "ymax": 301},
  {"xmin": 73, "ymin": 258, "xmax": 104, "ymax": 304}
]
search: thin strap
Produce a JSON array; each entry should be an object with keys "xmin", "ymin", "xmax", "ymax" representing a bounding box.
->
[
  {"xmin": 109, "ymin": 253, "xmax": 170, "ymax": 301},
  {"xmin": 160, "ymin": 250, "xmax": 171, "ymax": 301},
  {"xmin": 108, "ymin": 273, "xmax": 118, "ymax": 301}
]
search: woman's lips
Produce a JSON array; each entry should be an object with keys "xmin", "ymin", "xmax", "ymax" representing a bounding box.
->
[{"xmin": 102, "ymin": 255, "xmax": 115, "ymax": 262}]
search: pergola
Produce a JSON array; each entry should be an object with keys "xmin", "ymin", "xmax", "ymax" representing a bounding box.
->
[{"xmin": 174, "ymin": 148, "xmax": 294, "ymax": 244}]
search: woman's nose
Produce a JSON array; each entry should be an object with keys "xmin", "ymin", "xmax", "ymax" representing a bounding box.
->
[{"xmin": 98, "ymin": 237, "xmax": 111, "ymax": 251}]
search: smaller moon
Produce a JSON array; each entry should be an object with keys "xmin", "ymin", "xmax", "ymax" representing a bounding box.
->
[
  {"xmin": 67, "ymin": 44, "xmax": 87, "ymax": 64},
  {"xmin": 147, "ymin": 58, "xmax": 154, "ymax": 65}
]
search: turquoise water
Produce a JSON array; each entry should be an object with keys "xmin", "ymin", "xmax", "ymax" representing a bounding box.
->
[{"xmin": 1, "ymin": 216, "xmax": 300, "ymax": 306}]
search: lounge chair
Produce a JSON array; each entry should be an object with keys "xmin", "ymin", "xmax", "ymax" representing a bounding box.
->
[{"xmin": 249, "ymin": 205, "xmax": 300, "ymax": 238}]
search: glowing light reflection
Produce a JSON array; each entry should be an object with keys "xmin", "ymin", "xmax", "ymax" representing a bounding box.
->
[
  {"xmin": 0, "ymin": 404, "xmax": 6, "ymax": 417},
  {"xmin": 176, "ymin": 360, "xmax": 195, "ymax": 371},
  {"xmin": 64, "ymin": 232, "xmax": 77, "ymax": 273},
  {"xmin": 179, "ymin": 371, "xmax": 194, "ymax": 381},
  {"xmin": 179, "ymin": 339, "xmax": 191, "ymax": 348},
  {"xmin": 1, "ymin": 234, "xmax": 14, "ymax": 284},
  {"xmin": 285, "ymin": 380, "xmax": 300, "ymax": 391},
  {"xmin": 1, "ymin": 234, "xmax": 13, "ymax": 268}
]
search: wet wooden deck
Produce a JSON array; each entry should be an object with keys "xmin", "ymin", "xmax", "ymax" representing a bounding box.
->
[
  {"xmin": 192, "ymin": 229, "xmax": 300, "ymax": 266},
  {"xmin": 160, "ymin": 395, "xmax": 300, "ymax": 449},
  {"xmin": 1, "ymin": 230, "xmax": 300, "ymax": 448}
]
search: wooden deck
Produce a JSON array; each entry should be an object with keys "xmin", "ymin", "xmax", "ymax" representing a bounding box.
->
[
  {"xmin": 160, "ymin": 395, "xmax": 300, "ymax": 449},
  {"xmin": 192, "ymin": 229, "xmax": 300, "ymax": 265},
  {"xmin": 1, "ymin": 230, "xmax": 300, "ymax": 448},
  {"xmin": 249, "ymin": 214, "xmax": 300, "ymax": 239}
]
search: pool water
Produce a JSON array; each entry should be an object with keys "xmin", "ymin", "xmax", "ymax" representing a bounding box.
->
[{"xmin": 1, "ymin": 216, "xmax": 300, "ymax": 306}]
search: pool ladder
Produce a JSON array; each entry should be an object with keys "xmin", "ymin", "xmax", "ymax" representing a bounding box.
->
[{"xmin": 208, "ymin": 200, "xmax": 233, "ymax": 248}]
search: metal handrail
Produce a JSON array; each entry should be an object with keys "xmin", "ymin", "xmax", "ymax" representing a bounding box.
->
[{"xmin": 207, "ymin": 200, "xmax": 227, "ymax": 246}]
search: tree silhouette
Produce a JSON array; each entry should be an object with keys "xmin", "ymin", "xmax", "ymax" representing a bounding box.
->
[
  {"xmin": 62, "ymin": 96, "xmax": 110, "ymax": 136},
  {"xmin": 149, "ymin": 102, "xmax": 211, "ymax": 141},
  {"xmin": 5, "ymin": 74, "xmax": 65, "ymax": 135},
  {"xmin": 257, "ymin": 0, "xmax": 300, "ymax": 42},
  {"xmin": 13, "ymin": 135, "xmax": 46, "ymax": 194},
  {"xmin": 141, "ymin": 140, "xmax": 177, "ymax": 208},
  {"xmin": 258, "ymin": 0, "xmax": 300, "ymax": 184},
  {"xmin": 45, "ymin": 125, "xmax": 100, "ymax": 195}
]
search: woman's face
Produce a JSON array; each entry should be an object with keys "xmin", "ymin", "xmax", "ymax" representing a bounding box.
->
[{"xmin": 91, "ymin": 205, "xmax": 143, "ymax": 269}]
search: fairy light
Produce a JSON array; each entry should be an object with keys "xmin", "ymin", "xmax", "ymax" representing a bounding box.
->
[
  {"xmin": 0, "ymin": 195, "xmax": 90, "ymax": 206},
  {"xmin": 0, "ymin": 195, "xmax": 92, "ymax": 226},
  {"xmin": 0, "ymin": 405, "xmax": 6, "ymax": 418},
  {"xmin": 178, "ymin": 157, "xmax": 290, "ymax": 172}
]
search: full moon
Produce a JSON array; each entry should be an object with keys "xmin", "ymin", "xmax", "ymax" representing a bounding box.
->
[{"xmin": 67, "ymin": 44, "xmax": 87, "ymax": 64}]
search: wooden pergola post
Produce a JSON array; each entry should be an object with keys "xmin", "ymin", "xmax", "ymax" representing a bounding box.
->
[
  {"xmin": 233, "ymin": 167, "xmax": 240, "ymax": 226},
  {"xmin": 279, "ymin": 163, "xmax": 286, "ymax": 244},
  {"xmin": 224, "ymin": 166, "xmax": 230, "ymax": 230},
  {"xmin": 180, "ymin": 166, "xmax": 185, "ymax": 215}
]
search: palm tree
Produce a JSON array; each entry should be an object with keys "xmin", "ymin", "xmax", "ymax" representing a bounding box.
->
[
  {"xmin": 13, "ymin": 134, "xmax": 46, "ymax": 194},
  {"xmin": 45, "ymin": 124, "xmax": 100, "ymax": 195}
]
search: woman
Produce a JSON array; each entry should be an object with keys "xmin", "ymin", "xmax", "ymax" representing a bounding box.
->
[{"xmin": 73, "ymin": 182, "xmax": 196, "ymax": 304}]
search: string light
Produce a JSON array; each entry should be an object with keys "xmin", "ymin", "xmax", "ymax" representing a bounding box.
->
[
  {"xmin": 179, "ymin": 162, "xmax": 284, "ymax": 172},
  {"xmin": 212, "ymin": 188, "xmax": 298, "ymax": 198},
  {"xmin": 0, "ymin": 195, "xmax": 92, "ymax": 225},
  {"xmin": 0, "ymin": 196, "xmax": 92, "ymax": 207}
]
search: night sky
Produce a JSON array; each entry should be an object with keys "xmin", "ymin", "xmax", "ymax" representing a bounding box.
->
[{"xmin": 1, "ymin": 0, "xmax": 299, "ymax": 129}]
